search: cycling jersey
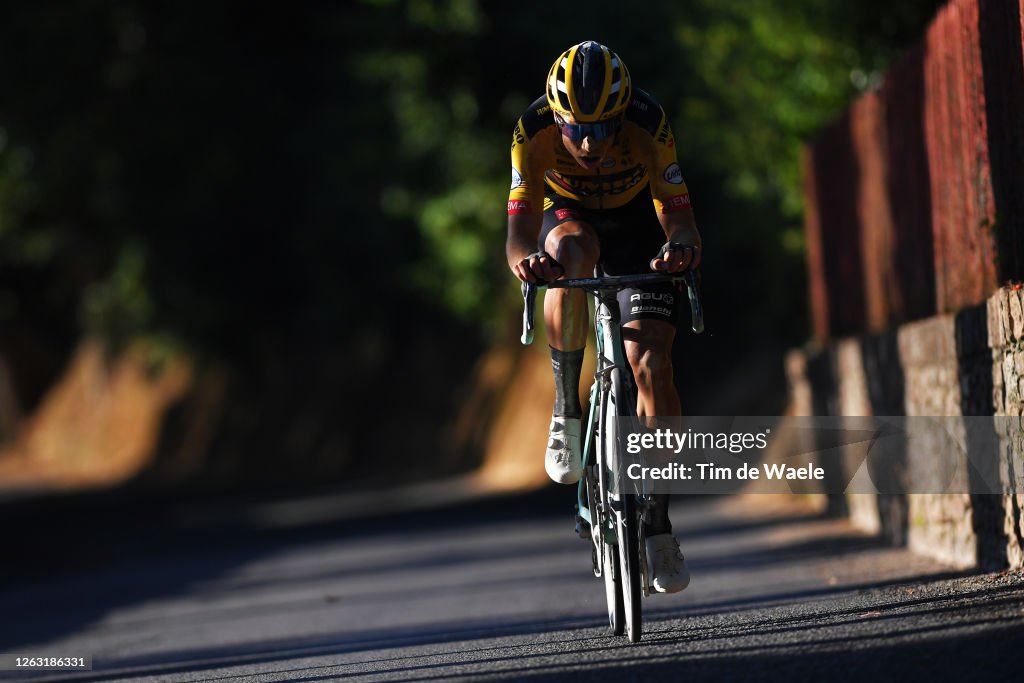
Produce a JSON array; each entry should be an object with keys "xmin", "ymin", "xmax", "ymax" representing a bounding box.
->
[{"xmin": 508, "ymin": 89, "xmax": 692, "ymax": 215}]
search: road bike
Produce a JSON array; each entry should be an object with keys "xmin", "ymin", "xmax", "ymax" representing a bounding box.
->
[{"xmin": 521, "ymin": 268, "xmax": 703, "ymax": 643}]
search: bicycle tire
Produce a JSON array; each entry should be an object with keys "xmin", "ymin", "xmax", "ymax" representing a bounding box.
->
[
  {"xmin": 618, "ymin": 491, "xmax": 643, "ymax": 642},
  {"xmin": 610, "ymin": 366, "xmax": 643, "ymax": 642},
  {"xmin": 603, "ymin": 538, "xmax": 624, "ymax": 635},
  {"xmin": 591, "ymin": 378, "xmax": 625, "ymax": 636}
]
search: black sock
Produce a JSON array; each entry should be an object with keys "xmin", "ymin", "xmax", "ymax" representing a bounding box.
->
[
  {"xmin": 645, "ymin": 494, "xmax": 673, "ymax": 536},
  {"xmin": 550, "ymin": 346, "xmax": 585, "ymax": 418}
]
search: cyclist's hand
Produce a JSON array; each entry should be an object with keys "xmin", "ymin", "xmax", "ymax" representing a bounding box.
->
[
  {"xmin": 512, "ymin": 250, "xmax": 565, "ymax": 284},
  {"xmin": 650, "ymin": 242, "xmax": 700, "ymax": 273}
]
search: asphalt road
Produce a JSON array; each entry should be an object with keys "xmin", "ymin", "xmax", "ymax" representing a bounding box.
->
[{"xmin": 1, "ymin": 482, "xmax": 1023, "ymax": 682}]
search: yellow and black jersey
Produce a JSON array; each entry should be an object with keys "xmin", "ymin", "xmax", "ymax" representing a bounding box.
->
[{"xmin": 508, "ymin": 89, "xmax": 691, "ymax": 215}]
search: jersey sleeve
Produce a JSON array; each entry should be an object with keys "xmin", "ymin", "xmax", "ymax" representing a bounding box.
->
[
  {"xmin": 508, "ymin": 117, "xmax": 545, "ymax": 215},
  {"xmin": 634, "ymin": 101, "xmax": 692, "ymax": 214}
]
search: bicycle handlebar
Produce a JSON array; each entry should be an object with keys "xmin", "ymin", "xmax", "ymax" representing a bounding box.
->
[{"xmin": 521, "ymin": 270, "xmax": 704, "ymax": 345}]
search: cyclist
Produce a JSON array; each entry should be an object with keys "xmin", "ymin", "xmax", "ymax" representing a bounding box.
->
[{"xmin": 505, "ymin": 41, "xmax": 702, "ymax": 594}]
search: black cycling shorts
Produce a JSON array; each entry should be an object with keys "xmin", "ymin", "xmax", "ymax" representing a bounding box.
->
[{"xmin": 539, "ymin": 187, "xmax": 682, "ymax": 326}]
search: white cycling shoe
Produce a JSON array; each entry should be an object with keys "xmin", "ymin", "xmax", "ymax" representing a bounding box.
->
[
  {"xmin": 647, "ymin": 533, "xmax": 690, "ymax": 593},
  {"xmin": 545, "ymin": 416, "xmax": 582, "ymax": 484}
]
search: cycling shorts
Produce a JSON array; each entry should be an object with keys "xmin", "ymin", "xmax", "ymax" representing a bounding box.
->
[{"xmin": 539, "ymin": 187, "xmax": 682, "ymax": 326}]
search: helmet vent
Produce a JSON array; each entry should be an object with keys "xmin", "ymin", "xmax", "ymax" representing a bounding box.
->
[{"xmin": 546, "ymin": 41, "xmax": 631, "ymax": 122}]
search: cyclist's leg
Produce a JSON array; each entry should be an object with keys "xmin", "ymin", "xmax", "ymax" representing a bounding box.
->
[
  {"xmin": 603, "ymin": 191, "xmax": 690, "ymax": 593},
  {"xmin": 622, "ymin": 319, "xmax": 678, "ymax": 538},
  {"xmin": 602, "ymin": 193, "xmax": 683, "ymax": 534},
  {"xmin": 540, "ymin": 215, "xmax": 599, "ymax": 352},
  {"xmin": 622, "ymin": 319, "xmax": 680, "ymax": 419},
  {"xmin": 620, "ymin": 320, "xmax": 690, "ymax": 593},
  {"xmin": 539, "ymin": 197, "xmax": 599, "ymax": 484}
]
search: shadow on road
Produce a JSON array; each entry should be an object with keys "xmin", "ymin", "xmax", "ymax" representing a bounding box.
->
[
  {"xmin": 20, "ymin": 575, "xmax": 1021, "ymax": 683},
  {"xmin": 0, "ymin": 483, "xmax": 997, "ymax": 682}
]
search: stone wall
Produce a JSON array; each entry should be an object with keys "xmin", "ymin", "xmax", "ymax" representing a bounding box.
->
[
  {"xmin": 788, "ymin": 285, "xmax": 1024, "ymax": 570},
  {"xmin": 988, "ymin": 288, "xmax": 1024, "ymax": 567},
  {"xmin": 794, "ymin": 0, "xmax": 1024, "ymax": 570}
]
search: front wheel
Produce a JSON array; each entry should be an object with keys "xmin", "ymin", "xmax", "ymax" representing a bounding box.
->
[
  {"xmin": 618, "ymin": 494, "xmax": 643, "ymax": 642},
  {"xmin": 602, "ymin": 538, "xmax": 624, "ymax": 635},
  {"xmin": 608, "ymin": 365, "xmax": 643, "ymax": 642}
]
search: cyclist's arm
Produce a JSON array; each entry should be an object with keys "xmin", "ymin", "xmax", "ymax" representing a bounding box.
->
[
  {"xmin": 654, "ymin": 208, "xmax": 702, "ymax": 272},
  {"xmin": 507, "ymin": 212, "xmax": 552, "ymax": 282},
  {"xmin": 644, "ymin": 109, "xmax": 702, "ymax": 272},
  {"xmin": 507, "ymin": 113, "xmax": 561, "ymax": 282}
]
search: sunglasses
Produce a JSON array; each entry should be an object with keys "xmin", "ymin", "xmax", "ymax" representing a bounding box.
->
[{"xmin": 553, "ymin": 113, "xmax": 622, "ymax": 142}]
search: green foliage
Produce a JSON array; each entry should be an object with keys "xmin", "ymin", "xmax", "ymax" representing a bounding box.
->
[
  {"xmin": 81, "ymin": 244, "xmax": 152, "ymax": 349},
  {"xmin": 353, "ymin": 0, "xmax": 946, "ymax": 340},
  {"xmin": 667, "ymin": 0, "xmax": 942, "ymax": 224},
  {"xmin": 0, "ymin": 141, "xmax": 44, "ymax": 263},
  {"xmin": 673, "ymin": 1, "xmax": 854, "ymax": 218},
  {"xmin": 0, "ymin": 0, "xmax": 947, "ymax": 356},
  {"xmin": 411, "ymin": 179, "xmax": 506, "ymax": 319}
]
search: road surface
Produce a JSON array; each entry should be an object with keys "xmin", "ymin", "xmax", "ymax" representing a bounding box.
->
[{"xmin": 1, "ymin": 483, "xmax": 1022, "ymax": 682}]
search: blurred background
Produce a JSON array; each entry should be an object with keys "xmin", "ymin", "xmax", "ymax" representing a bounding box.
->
[{"xmin": 0, "ymin": 0, "xmax": 947, "ymax": 498}]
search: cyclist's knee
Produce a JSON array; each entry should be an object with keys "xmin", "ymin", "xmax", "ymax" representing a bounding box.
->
[{"xmin": 544, "ymin": 222, "xmax": 599, "ymax": 276}]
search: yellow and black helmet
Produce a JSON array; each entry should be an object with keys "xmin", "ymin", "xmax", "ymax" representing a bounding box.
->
[{"xmin": 546, "ymin": 41, "xmax": 632, "ymax": 123}]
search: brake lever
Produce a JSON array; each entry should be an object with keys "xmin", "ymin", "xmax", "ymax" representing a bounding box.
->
[
  {"xmin": 685, "ymin": 270, "xmax": 704, "ymax": 334},
  {"xmin": 521, "ymin": 281, "xmax": 537, "ymax": 345}
]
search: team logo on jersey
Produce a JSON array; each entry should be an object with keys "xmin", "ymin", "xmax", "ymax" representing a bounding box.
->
[
  {"xmin": 663, "ymin": 163, "xmax": 684, "ymax": 184},
  {"xmin": 656, "ymin": 122, "xmax": 671, "ymax": 145},
  {"xmin": 662, "ymin": 194, "xmax": 692, "ymax": 212},
  {"xmin": 507, "ymin": 199, "xmax": 531, "ymax": 214},
  {"xmin": 511, "ymin": 167, "xmax": 524, "ymax": 190},
  {"xmin": 512, "ymin": 124, "xmax": 525, "ymax": 151}
]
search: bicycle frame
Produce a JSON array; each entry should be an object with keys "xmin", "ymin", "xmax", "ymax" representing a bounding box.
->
[
  {"xmin": 521, "ymin": 269, "xmax": 703, "ymax": 642},
  {"xmin": 577, "ymin": 285, "xmax": 633, "ymax": 541}
]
